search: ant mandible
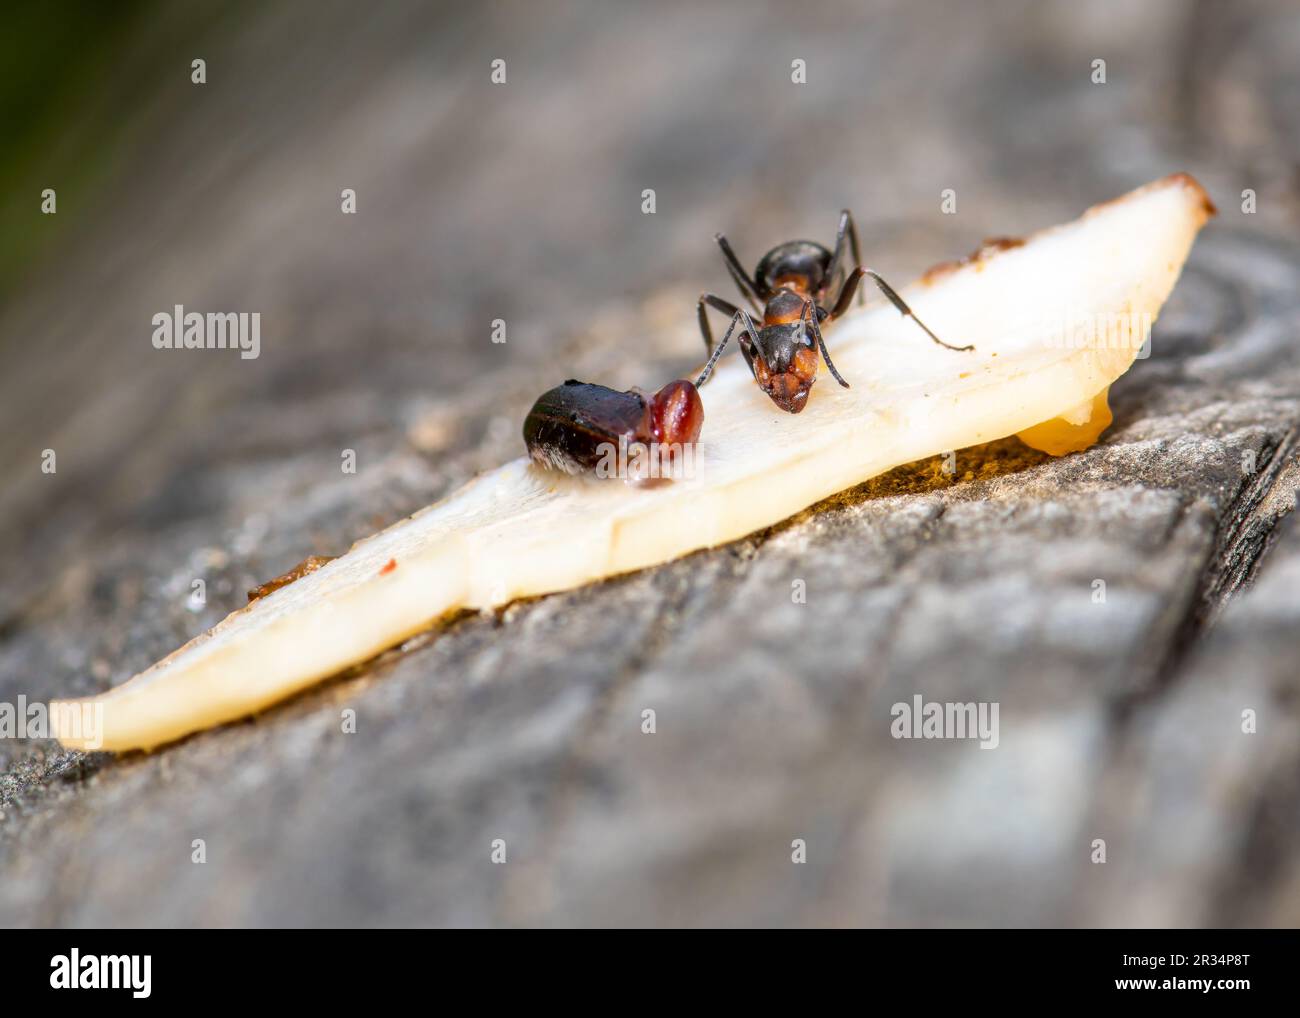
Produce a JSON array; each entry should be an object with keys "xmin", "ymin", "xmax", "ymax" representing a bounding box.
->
[{"xmin": 694, "ymin": 208, "xmax": 973, "ymax": 413}]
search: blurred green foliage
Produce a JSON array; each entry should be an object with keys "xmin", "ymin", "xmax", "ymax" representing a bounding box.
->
[{"xmin": 0, "ymin": 2, "xmax": 151, "ymax": 297}]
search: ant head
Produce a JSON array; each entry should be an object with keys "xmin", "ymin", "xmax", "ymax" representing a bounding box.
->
[
  {"xmin": 648, "ymin": 380, "xmax": 705, "ymax": 447},
  {"xmin": 749, "ymin": 341, "xmax": 820, "ymax": 414},
  {"xmin": 755, "ymin": 240, "xmax": 832, "ymax": 298}
]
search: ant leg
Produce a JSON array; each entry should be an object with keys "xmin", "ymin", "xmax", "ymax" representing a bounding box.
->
[
  {"xmin": 715, "ymin": 232, "xmax": 764, "ymax": 310},
  {"xmin": 825, "ymin": 209, "xmax": 850, "ymax": 295},
  {"xmin": 863, "ymin": 269, "xmax": 974, "ymax": 352},
  {"xmin": 827, "ymin": 266, "xmax": 864, "ymax": 321},
  {"xmin": 695, "ymin": 310, "xmax": 750, "ymax": 387},
  {"xmin": 697, "ymin": 292, "xmax": 742, "ymax": 357},
  {"xmin": 802, "ymin": 300, "xmax": 850, "ymax": 388},
  {"xmin": 847, "ymin": 213, "xmax": 864, "ymax": 305},
  {"xmin": 824, "ymin": 209, "xmax": 866, "ymax": 306}
]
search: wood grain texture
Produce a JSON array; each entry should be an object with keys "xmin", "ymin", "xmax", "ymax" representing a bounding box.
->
[{"xmin": 1, "ymin": 0, "xmax": 1298, "ymax": 926}]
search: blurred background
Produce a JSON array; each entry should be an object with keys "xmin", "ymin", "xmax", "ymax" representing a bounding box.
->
[{"xmin": 1, "ymin": 0, "xmax": 1298, "ymax": 927}]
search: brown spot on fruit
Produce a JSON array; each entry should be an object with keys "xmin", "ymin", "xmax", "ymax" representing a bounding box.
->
[
  {"xmin": 247, "ymin": 554, "xmax": 336, "ymax": 602},
  {"xmin": 921, "ymin": 236, "xmax": 1025, "ymax": 286}
]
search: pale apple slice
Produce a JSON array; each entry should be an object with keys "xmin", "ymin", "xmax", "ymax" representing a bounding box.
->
[{"xmin": 53, "ymin": 173, "xmax": 1215, "ymax": 752}]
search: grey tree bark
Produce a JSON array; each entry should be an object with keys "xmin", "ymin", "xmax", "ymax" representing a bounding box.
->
[{"xmin": 1, "ymin": 0, "xmax": 1297, "ymax": 926}]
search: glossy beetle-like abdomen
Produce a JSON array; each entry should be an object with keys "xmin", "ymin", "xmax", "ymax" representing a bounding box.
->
[
  {"xmin": 755, "ymin": 240, "xmax": 832, "ymax": 296},
  {"xmin": 523, "ymin": 380, "xmax": 651, "ymax": 474}
]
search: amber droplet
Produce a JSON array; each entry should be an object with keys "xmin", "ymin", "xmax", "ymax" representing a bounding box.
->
[{"xmin": 1017, "ymin": 388, "xmax": 1114, "ymax": 456}]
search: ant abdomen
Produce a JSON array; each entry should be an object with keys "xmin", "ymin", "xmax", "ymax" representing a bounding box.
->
[{"xmin": 755, "ymin": 240, "xmax": 831, "ymax": 297}]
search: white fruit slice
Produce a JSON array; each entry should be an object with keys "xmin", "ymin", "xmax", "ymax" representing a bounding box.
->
[{"xmin": 54, "ymin": 173, "xmax": 1215, "ymax": 752}]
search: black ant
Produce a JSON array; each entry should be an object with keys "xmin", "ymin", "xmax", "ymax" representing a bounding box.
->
[{"xmin": 694, "ymin": 209, "xmax": 973, "ymax": 413}]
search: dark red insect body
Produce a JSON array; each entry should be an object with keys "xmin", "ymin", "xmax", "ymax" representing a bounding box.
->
[{"xmin": 523, "ymin": 378, "xmax": 703, "ymax": 479}]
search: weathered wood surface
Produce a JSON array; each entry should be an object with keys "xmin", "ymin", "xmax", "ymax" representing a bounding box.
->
[{"xmin": 1, "ymin": 0, "xmax": 1298, "ymax": 926}]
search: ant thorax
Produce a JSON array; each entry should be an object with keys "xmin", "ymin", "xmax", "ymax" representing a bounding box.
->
[{"xmin": 762, "ymin": 289, "xmax": 814, "ymax": 326}]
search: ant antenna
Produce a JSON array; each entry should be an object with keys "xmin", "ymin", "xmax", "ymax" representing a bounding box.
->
[
  {"xmin": 696, "ymin": 309, "xmax": 759, "ymax": 387},
  {"xmin": 802, "ymin": 301, "xmax": 850, "ymax": 388}
]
